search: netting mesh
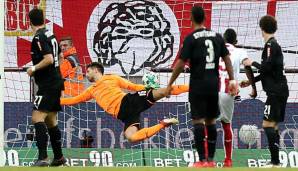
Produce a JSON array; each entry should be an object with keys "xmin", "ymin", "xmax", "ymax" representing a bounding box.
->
[{"xmin": 3, "ymin": 0, "xmax": 298, "ymax": 167}]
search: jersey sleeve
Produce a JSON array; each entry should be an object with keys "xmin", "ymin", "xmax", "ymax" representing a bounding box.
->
[
  {"xmin": 38, "ymin": 34, "xmax": 52, "ymax": 56},
  {"xmin": 60, "ymin": 87, "xmax": 93, "ymax": 105},
  {"xmin": 116, "ymin": 75, "xmax": 145, "ymax": 91},
  {"xmin": 179, "ymin": 35, "xmax": 193, "ymax": 61}
]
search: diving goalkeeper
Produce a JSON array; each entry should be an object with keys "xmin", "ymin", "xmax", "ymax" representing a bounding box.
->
[{"xmin": 61, "ymin": 62, "xmax": 188, "ymax": 142}]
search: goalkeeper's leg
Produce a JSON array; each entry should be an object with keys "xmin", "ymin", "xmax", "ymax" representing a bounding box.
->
[
  {"xmin": 125, "ymin": 118, "xmax": 179, "ymax": 142},
  {"xmin": 118, "ymin": 89, "xmax": 180, "ymax": 143}
]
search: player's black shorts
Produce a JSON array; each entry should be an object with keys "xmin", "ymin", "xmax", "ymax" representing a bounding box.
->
[
  {"xmin": 33, "ymin": 89, "xmax": 62, "ymax": 112},
  {"xmin": 117, "ymin": 89, "xmax": 155, "ymax": 131},
  {"xmin": 189, "ymin": 93, "xmax": 219, "ymax": 120},
  {"xmin": 263, "ymin": 95, "xmax": 288, "ymax": 122}
]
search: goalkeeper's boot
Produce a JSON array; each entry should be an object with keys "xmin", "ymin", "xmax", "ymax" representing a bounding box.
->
[
  {"xmin": 160, "ymin": 118, "xmax": 179, "ymax": 127},
  {"xmin": 32, "ymin": 159, "xmax": 49, "ymax": 167},
  {"xmin": 223, "ymin": 158, "xmax": 232, "ymax": 167},
  {"xmin": 50, "ymin": 157, "xmax": 67, "ymax": 167}
]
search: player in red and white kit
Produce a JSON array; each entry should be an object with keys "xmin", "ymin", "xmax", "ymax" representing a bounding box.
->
[{"xmin": 218, "ymin": 28, "xmax": 254, "ymax": 167}]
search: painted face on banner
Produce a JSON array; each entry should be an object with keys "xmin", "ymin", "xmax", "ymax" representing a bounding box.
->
[{"xmin": 87, "ymin": 0, "xmax": 180, "ymax": 75}]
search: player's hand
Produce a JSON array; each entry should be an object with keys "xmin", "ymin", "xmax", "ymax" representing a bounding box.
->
[
  {"xmin": 27, "ymin": 66, "xmax": 35, "ymax": 76},
  {"xmin": 164, "ymin": 86, "xmax": 173, "ymax": 98},
  {"xmin": 228, "ymin": 80, "xmax": 238, "ymax": 96},
  {"xmin": 239, "ymin": 80, "xmax": 250, "ymax": 88},
  {"xmin": 243, "ymin": 58, "xmax": 253, "ymax": 66},
  {"xmin": 250, "ymin": 88, "xmax": 257, "ymax": 99}
]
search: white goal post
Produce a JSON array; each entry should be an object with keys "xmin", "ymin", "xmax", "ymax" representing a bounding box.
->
[{"xmin": 0, "ymin": 0, "xmax": 5, "ymax": 166}]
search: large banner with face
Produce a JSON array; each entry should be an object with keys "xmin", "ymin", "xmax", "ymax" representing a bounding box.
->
[
  {"xmin": 6, "ymin": 0, "xmax": 210, "ymax": 75},
  {"xmin": 4, "ymin": 0, "xmax": 298, "ymax": 101}
]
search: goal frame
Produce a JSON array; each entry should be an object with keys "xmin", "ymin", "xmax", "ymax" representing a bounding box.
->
[{"xmin": 0, "ymin": 0, "xmax": 5, "ymax": 166}]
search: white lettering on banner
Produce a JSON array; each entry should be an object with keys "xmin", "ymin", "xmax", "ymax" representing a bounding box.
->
[
  {"xmin": 65, "ymin": 118, "xmax": 75, "ymax": 148},
  {"xmin": 7, "ymin": 150, "xmax": 19, "ymax": 166},
  {"xmin": 280, "ymin": 151, "xmax": 288, "ymax": 167},
  {"xmin": 1, "ymin": 149, "xmax": 298, "ymax": 167},
  {"xmin": 89, "ymin": 151, "xmax": 101, "ymax": 166},
  {"xmin": 101, "ymin": 151, "xmax": 113, "ymax": 167},
  {"xmin": 175, "ymin": 128, "xmax": 194, "ymax": 148},
  {"xmin": 4, "ymin": 125, "xmax": 298, "ymax": 149},
  {"xmin": 154, "ymin": 158, "xmax": 182, "ymax": 167},
  {"xmin": 62, "ymin": 158, "xmax": 89, "ymax": 167},
  {"xmin": 70, "ymin": 158, "xmax": 79, "ymax": 166},
  {"xmin": 80, "ymin": 159, "xmax": 88, "ymax": 167},
  {"xmin": 247, "ymin": 151, "xmax": 298, "ymax": 168},
  {"xmin": 116, "ymin": 163, "xmax": 137, "ymax": 167},
  {"xmin": 247, "ymin": 159, "xmax": 268, "ymax": 167},
  {"xmin": 289, "ymin": 151, "xmax": 298, "ymax": 167},
  {"xmin": 4, "ymin": 128, "xmax": 22, "ymax": 148},
  {"xmin": 183, "ymin": 150, "xmax": 197, "ymax": 167},
  {"xmin": 89, "ymin": 150, "xmax": 113, "ymax": 167},
  {"xmin": 97, "ymin": 118, "xmax": 115, "ymax": 148},
  {"xmin": 21, "ymin": 161, "xmax": 34, "ymax": 166}
]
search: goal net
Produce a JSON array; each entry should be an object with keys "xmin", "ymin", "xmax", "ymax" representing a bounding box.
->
[{"xmin": 3, "ymin": 0, "xmax": 298, "ymax": 168}]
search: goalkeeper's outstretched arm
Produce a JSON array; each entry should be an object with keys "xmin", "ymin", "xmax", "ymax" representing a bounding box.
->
[
  {"xmin": 61, "ymin": 88, "xmax": 93, "ymax": 105},
  {"xmin": 117, "ymin": 75, "xmax": 146, "ymax": 91}
]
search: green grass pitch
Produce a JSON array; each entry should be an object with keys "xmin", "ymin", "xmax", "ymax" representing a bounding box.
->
[{"xmin": 0, "ymin": 167, "xmax": 297, "ymax": 171}]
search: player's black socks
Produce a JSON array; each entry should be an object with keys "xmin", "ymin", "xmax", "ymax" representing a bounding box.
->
[
  {"xmin": 48, "ymin": 126, "xmax": 63, "ymax": 159},
  {"xmin": 206, "ymin": 124, "xmax": 217, "ymax": 160},
  {"xmin": 193, "ymin": 123, "xmax": 206, "ymax": 161},
  {"xmin": 264, "ymin": 127, "xmax": 280, "ymax": 165},
  {"xmin": 34, "ymin": 122, "xmax": 48, "ymax": 160}
]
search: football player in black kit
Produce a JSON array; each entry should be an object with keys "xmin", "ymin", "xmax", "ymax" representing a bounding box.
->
[
  {"xmin": 27, "ymin": 8, "xmax": 66, "ymax": 166},
  {"xmin": 243, "ymin": 15, "xmax": 289, "ymax": 168},
  {"xmin": 165, "ymin": 6, "xmax": 237, "ymax": 168}
]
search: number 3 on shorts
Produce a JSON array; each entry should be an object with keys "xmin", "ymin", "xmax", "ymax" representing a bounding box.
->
[
  {"xmin": 34, "ymin": 96, "xmax": 43, "ymax": 109},
  {"xmin": 264, "ymin": 105, "xmax": 271, "ymax": 119}
]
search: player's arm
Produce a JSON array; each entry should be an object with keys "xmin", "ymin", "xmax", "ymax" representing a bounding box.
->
[
  {"xmin": 61, "ymin": 88, "xmax": 93, "ymax": 105},
  {"xmin": 168, "ymin": 59, "xmax": 186, "ymax": 87},
  {"xmin": 27, "ymin": 55, "xmax": 54, "ymax": 77},
  {"xmin": 117, "ymin": 75, "xmax": 146, "ymax": 91},
  {"xmin": 34, "ymin": 54, "xmax": 54, "ymax": 70},
  {"xmin": 222, "ymin": 54, "xmax": 238, "ymax": 96},
  {"xmin": 220, "ymin": 34, "xmax": 237, "ymax": 95},
  {"xmin": 242, "ymin": 58, "xmax": 257, "ymax": 98},
  {"xmin": 219, "ymin": 33, "xmax": 234, "ymax": 81},
  {"xmin": 222, "ymin": 54, "xmax": 234, "ymax": 80},
  {"xmin": 167, "ymin": 36, "xmax": 191, "ymax": 93}
]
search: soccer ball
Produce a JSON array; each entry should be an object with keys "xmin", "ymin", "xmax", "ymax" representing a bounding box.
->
[
  {"xmin": 142, "ymin": 72, "xmax": 160, "ymax": 89},
  {"xmin": 239, "ymin": 124, "xmax": 260, "ymax": 145}
]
